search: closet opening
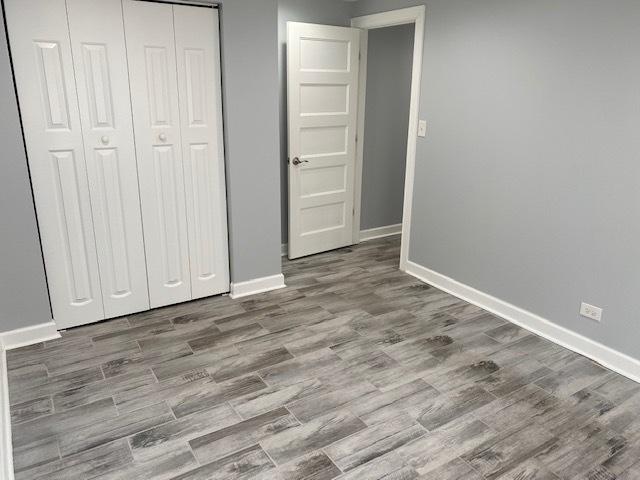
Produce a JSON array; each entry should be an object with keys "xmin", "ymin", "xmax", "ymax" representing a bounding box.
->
[{"xmin": 4, "ymin": 0, "xmax": 230, "ymax": 329}]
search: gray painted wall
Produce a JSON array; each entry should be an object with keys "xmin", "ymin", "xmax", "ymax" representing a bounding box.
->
[
  {"xmin": 354, "ymin": 0, "xmax": 640, "ymax": 360},
  {"xmin": 0, "ymin": 6, "xmax": 52, "ymax": 333},
  {"xmin": 0, "ymin": 0, "xmax": 282, "ymax": 334},
  {"xmin": 361, "ymin": 24, "xmax": 414, "ymax": 231},
  {"xmin": 217, "ymin": 0, "xmax": 282, "ymax": 282},
  {"xmin": 277, "ymin": 0, "xmax": 352, "ymax": 244}
]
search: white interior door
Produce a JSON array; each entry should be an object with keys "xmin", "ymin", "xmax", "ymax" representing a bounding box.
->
[
  {"xmin": 287, "ymin": 22, "xmax": 360, "ymax": 259},
  {"xmin": 5, "ymin": 0, "xmax": 105, "ymax": 327},
  {"xmin": 67, "ymin": 0, "xmax": 150, "ymax": 319},
  {"xmin": 123, "ymin": 0, "xmax": 192, "ymax": 308},
  {"xmin": 174, "ymin": 5, "xmax": 230, "ymax": 299}
]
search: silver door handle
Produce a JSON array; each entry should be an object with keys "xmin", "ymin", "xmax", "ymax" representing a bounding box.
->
[{"xmin": 292, "ymin": 157, "xmax": 308, "ymax": 166}]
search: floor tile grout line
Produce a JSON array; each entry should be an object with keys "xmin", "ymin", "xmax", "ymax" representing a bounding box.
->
[
  {"xmin": 456, "ymin": 453, "xmax": 486, "ymax": 479},
  {"xmin": 320, "ymin": 445, "xmax": 345, "ymax": 475},
  {"xmin": 282, "ymin": 404, "xmax": 304, "ymax": 428},
  {"xmin": 257, "ymin": 440, "xmax": 281, "ymax": 471}
]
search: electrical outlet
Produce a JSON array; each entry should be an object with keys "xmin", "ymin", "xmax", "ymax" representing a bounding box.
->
[{"xmin": 580, "ymin": 302, "xmax": 602, "ymax": 322}]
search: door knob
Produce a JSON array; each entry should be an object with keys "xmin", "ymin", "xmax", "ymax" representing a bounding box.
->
[
  {"xmin": 158, "ymin": 133, "xmax": 167, "ymax": 142},
  {"xmin": 291, "ymin": 157, "xmax": 308, "ymax": 166},
  {"xmin": 101, "ymin": 136, "xmax": 110, "ymax": 145}
]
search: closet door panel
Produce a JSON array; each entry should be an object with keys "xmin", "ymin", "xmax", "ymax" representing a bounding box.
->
[
  {"xmin": 174, "ymin": 6, "xmax": 230, "ymax": 299},
  {"xmin": 67, "ymin": 0, "xmax": 150, "ymax": 318},
  {"xmin": 123, "ymin": 0, "xmax": 192, "ymax": 308},
  {"xmin": 5, "ymin": 0, "xmax": 104, "ymax": 328}
]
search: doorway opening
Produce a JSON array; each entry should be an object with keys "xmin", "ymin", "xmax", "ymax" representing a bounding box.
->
[
  {"xmin": 285, "ymin": 6, "xmax": 425, "ymax": 270},
  {"xmin": 352, "ymin": 6, "xmax": 425, "ymax": 271},
  {"xmin": 353, "ymin": 21, "xmax": 414, "ymax": 266}
]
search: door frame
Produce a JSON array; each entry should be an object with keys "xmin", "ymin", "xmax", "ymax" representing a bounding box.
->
[{"xmin": 351, "ymin": 6, "xmax": 425, "ymax": 271}]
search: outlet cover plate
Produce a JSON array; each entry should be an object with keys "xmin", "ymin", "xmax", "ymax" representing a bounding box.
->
[{"xmin": 580, "ymin": 302, "xmax": 602, "ymax": 322}]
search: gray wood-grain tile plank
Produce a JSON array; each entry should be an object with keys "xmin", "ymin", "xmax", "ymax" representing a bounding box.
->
[
  {"xmin": 9, "ymin": 365, "xmax": 104, "ymax": 406},
  {"xmin": 101, "ymin": 343, "xmax": 194, "ymax": 378},
  {"xmin": 276, "ymin": 451, "xmax": 341, "ymax": 480},
  {"xmin": 171, "ymin": 444, "xmax": 276, "ymax": 480},
  {"xmin": 92, "ymin": 445, "xmax": 198, "ymax": 480},
  {"xmin": 286, "ymin": 376, "xmax": 377, "ymax": 422},
  {"xmin": 129, "ymin": 402, "xmax": 240, "ymax": 459},
  {"xmin": 189, "ymin": 406, "xmax": 299, "ymax": 463},
  {"xmin": 12, "ymin": 397, "xmax": 118, "ymax": 448},
  {"xmin": 425, "ymin": 457, "xmax": 484, "ymax": 479},
  {"xmin": 494, "ymin": 458, "xmax": 559, "ymax": 480},
  {"xmin": 206, "ymin": 346, "xmax": 294, "ymax": 383},
  {"xmin": 52, "ymin": 369, "xmax": 156, "ymax": 412},
  {"xmin": 16, "ymin": 439, "xmax": 132, "ymax": 480},
  {"xmin": 336, "ymin": 451, "xmax": 418, "ymax": 480},
  {"xmin": 396, "ymin": 417, "xmax": 494, "ymax": 475},
  {"xmin": 58, "ymin": 401, "xmax": 174, "ymax": 457},
  {"xmin": 261, "ymin": 410, "xmax": 367, "ymax": 465},
  {"xmin": 10, "ymin": 395, "xmax": 53, "ymax": 424},
  {"xmin": 413, "ymin": 384, "xmax": 495, "ymax": 431},
  {"xmin": 348, "ymin": 378, "xmax": 440, "ymax": 425},
  {"xmin": 324, "ymin": 413, "xmax": 425, "ymax": 471},
  {"xmin": 170, "ymin": 374, "xmax": 267, "ymax": 418},
  {"xmin": 230, "ymin": 378, "xmax": 324, "ymax": 420},
  {"xmin": 12, "ymin": 438, "xmax": 60, "ymax": 474},
  {"xmin": 461, "ymin": 424, "xmax": 557, "ymax": 479}
]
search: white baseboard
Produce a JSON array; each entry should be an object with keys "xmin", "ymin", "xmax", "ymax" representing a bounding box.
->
[
  {"xmin": 404, "ymin": 260, "xmax": 640, "ymax": 384},
  {"xmin": 359, "ymin": 223, "xmax": 402, "ymax": 242},
  {"xmin": 0, "ymin": 321, "xmax": 60, "ymax": 351},
  {"xmin": 230, "ymin": 274, "xmax": 286, "ymax": 299},
  {"xmin": 1, "ymin": 348, "xmax": 14, "ymax": 480}
]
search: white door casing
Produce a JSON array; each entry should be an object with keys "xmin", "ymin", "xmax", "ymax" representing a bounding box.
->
[
  {"xmin": 123, "ymin": 0, "xmax": 192, "ymax": 308},
  {"xmin": 67, "ymin": 0, "xmax": 150, "ymax": 319},
  {"xmin": 173, "ymin": 5, "xmax": 230, "ymax": 299},
  {"xmin": 5, "ymin": 0, "xmax": 105, "ymax": 327},
  {"xmin": 351, "ymin": 6, "xmax": 426, "ymax": 271},
  {"xmin": 287, "ymin": 23, "xmax": 360, "ymax": 259}
]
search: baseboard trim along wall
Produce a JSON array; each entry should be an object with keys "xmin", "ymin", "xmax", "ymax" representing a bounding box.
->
[
  {"xmin": 0, "ymin": 348, "xmax": 15, "ymax": 480},
  {"xmin": 0, "ymin": 321, "xmax": 60, "ymax": 351},
  {"xmin": 359, "ymin": 223, "xmax": 402, "ymax": 242},
  {"xmin": 404, "ymin": 260, "xmax": 640, "ymax": 384},
  {"xmin": 230, "ymin": 274, "xmax": 286, "ymax": 299}
]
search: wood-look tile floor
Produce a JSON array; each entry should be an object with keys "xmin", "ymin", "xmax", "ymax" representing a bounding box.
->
[{"xmin": 7, "ymin": 236, "xmax": 640, "ymax": 479}]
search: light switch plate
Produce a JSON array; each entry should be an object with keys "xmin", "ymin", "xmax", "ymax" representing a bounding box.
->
[{"xmin": 418, "ymin": 120, "xmax": 427, "ymax": 137}]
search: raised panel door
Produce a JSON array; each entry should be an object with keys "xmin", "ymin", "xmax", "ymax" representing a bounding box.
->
[
  {"xmin": 123, "ymin": 0, "xmax": 192, "ymax": 308},
  {"xmin": 67, "ymin": 0, "xmax": 150, "ymax": 319},
  {"xmin": 5, "ymin": 0, "xmax": 104, "ymax": 327},
  {"xmin": 287, "ymin": 23, "xmax": 360, "ymax": 259},
  {"xmin": 174, "ymin": 5, "xmax": 230, "ymax": 299}
]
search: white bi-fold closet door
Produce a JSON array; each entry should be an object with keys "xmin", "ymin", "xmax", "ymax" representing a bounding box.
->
[
  {"xmin": 5, "ymin": 0, "xmax": 148, "ymax": 328},
  {"xmin": 5, "ymin": 0, "xmax": 229, "ymax": 328},
  {"xmin": 123, "ymin": 0, "xmax": 229, "ymax": 308}
]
